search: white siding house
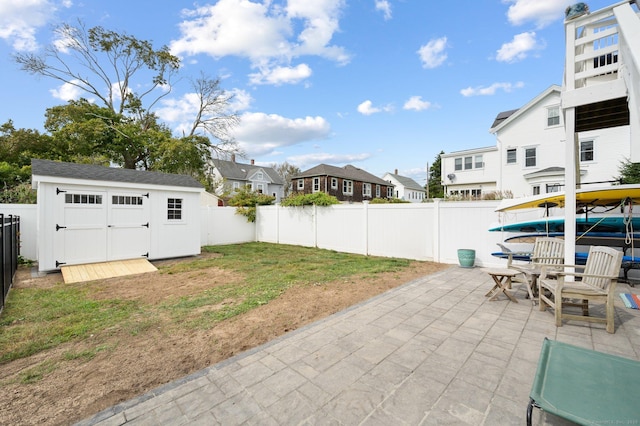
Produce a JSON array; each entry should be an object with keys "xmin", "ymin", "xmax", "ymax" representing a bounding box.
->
[
  {"xmin": 440, "ymin": 146, "xmax": 499, "ymax": 198},
  {"xmin": 442, "ymin": 83, "xmax": 631, "ymax": 198},
  {"xmin": 382, "ymin": 171, "xmax": 426, "ymax": 202},
  {"xmin": 32, "ymin": 159, "xmax": 203, "ymax": 272}
]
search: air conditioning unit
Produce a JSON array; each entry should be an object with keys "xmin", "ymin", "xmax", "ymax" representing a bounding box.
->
[{"xmin": 447, "ymin": 173, "xmax": 456, "ymax": 181}]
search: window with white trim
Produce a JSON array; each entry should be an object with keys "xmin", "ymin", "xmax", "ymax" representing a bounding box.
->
[
  {"xmin": 546, "ymin": 184, "xmax": 561, "ymax": 193},
  {"xmin": 313, "ymin": 177, "xmax": 320, "ymax": 192},
  {"xmin": 454, "ymin": 158, "xmax": 462, "ymax": 171},
  {"xmin": 331, "ymin": 178, "xmax": 338, "ymax": 189},
  {"xmin": 256, "ymin": 172, "xmax": 263, "ymax": 180},
  {"xmin": 533, "ymin": 185, "xmax": 540, "ymax": 195},
  {"xmin": 112, "ymin": 195, "xmax": 143, "ymax": 205},
  {"xmin": 297, "ymin": 179, "xmax": 304, "ymax": 190},
  {"xmin": 343, "ymin": 180, "xmax": 353, "ymax": 195},
  {"xmin": 525, "ymin": 147, "xmax": 536, "ymax": 167},
  {"xmin": 506, "ymin": 149, "xmax": 517, "ymax": 164},
  {"xmin": 464, "ymin": 156, "xmax": 472, "ymax": 170},
  {"xmin": 547, "ymin": 106, "xmax": 560, "ymax": 127},
  {"xmin": 387, "ymin": 186, "xmax": 393, "ymax": 198},
  {"xmin": 233, "ymin": 182, "xmax": 240, "ymax": 190},
  {"xmin": 256, "ymin": 183, "xmax": 264, "ymax": 193},
  {"xmin": 474, "ymin": 155, "xmax": 484, "ymax": 168},
  {"xmin": 376, "ymin": 185, "xmax": 380, "ymax": 198},
  {"xmin": 167, "ymin": 198, "xmax": 182, "ymax": 220},
  {"xmin": 580, "ymin": 140, "xmax": 594, "ymax": 162},
  {"xmin": 363, "ymin": 183, "xmax": 371, "ymax": 197}
]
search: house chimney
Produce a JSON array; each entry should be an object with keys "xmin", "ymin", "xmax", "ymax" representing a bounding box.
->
[
  {"xmin": 395, "ymin": 169, "xmax": 398, "ymax": 175},
  {"xmin": 231, "ymin": 154, "xmax": 236, "ymax": 163},
  {"xmin": 251, "ymin": 159, "xmax": 255, "ymax": 165}
]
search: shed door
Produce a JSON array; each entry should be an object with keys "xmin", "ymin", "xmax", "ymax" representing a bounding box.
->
[
  {"xmin": 54, "ymin": 189, "xmax": 151, "ymax": 267},
  {"xmin": 55, "ymin": 190, "xmax": 108, "ymax": 267},
  {"xmin": 107, "ymin": 192, "xmax": 151, "ymax": 260}
]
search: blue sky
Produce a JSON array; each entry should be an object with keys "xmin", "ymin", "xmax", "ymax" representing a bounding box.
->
[{"xmin": 0, "ymin": 0, "xmax": 617, "ymax": 183}]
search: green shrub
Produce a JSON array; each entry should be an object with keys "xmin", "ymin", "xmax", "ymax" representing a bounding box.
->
[
  {"xmin": 227, "ymin": 187, "xmax": 275, "ymax": 222},
  {"xmin": 281, "ymin": 192, "xmax": 339, "ymax": 206},
  {"xmin": 369, "ymin": 197, "xmax": 409, "ymax": 204}
]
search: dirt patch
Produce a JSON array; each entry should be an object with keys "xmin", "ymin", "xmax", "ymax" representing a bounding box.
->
[{"xmin": 0, "ymin": 255, "xmax": 449, "ymax": 425}]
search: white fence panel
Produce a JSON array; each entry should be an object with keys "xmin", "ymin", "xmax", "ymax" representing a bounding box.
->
[
  {"xmin": 367, "ymin": 203, "xmax": 434, "ymax": 260},
  {"xmin": 316, "ymin": 205, "xmax": 367, "ymax": 255},
  {"xmin": 268, "ymin": 205, "xmax": 316, "ymax": 247},
  {"xmin": 0, "ymin": 204, "xmax": 37, "ymax": 261},
  {"xmin": 256, "ymin": 205, "xmax": 279, "ymax": 243},
  {"xmin": 200, "ymin": 206, "xmax": 255, "ymax": 246},
  {"xmin": 436, "ymin": 201, "xmax": 504, "ymax": 266}
]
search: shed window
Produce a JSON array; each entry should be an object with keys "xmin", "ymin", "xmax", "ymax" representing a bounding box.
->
[
  {"xmin": 112, "ymin": 195, "xmax": 143, "ymax": 205},
  {"xmin": 167, "ymin": 198, "xmax": 182, "ymax": 220},
  {"xmin": 65, "ymin": 193, "xmax": 103, "ymax": 204}
]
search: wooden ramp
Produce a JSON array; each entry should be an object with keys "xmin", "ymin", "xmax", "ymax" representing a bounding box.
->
[{"xmin": 61, "ymin": 258, "xmax": 157, "ymax": 284}]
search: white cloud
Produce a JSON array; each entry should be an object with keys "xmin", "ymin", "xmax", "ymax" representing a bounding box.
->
[
  {"xmin": 496, "ymin": 32, "xmax": 542, "ymax": 63},
  {"xmin": 232, "ymin": 112, "xmax": 331, "ymax": 156},
  {"xmin": 403, "ymin": 96, "xmax": 433, "ymax": 111},
  {"xmin": 0, "ymin": 0, "xmax": 67, "ymax": 51},
  {"xmin": 417, "ymin": 37, "xmax": 448, "ymax": 69},
  {"xmin": 248, "ymin": 63, "xmax": 312, "ymax": 85},
  {"xmin": 49, "ymin": 80, "xmax": 84, "ymax": 101},
  {"xmin": 357, "ymin": 100, "xmax": 393, "ymax": 115},
  {"xmin": 375, "ymin": 0, "xmax": 392, "ymax": 20},
  {"xmin": 460, "ymin": 81, "xmax": 525, "ymax": 97},
  {"xmin": 287, "ymin": 152, "xmax": 371, "ymax": 170},
  {"xmin": 170, "ymin": 0, "xmax": 349, "ymax": 86},
  {"xmin": 503, "ymin": 0, "xmax": 574, "ymax": 28},
  {"xmin": 227, "ymin": 89, "xmax": 253, "ymax": 111}
]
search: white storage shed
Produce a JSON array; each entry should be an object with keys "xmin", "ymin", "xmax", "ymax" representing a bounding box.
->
[{"xmin": 32, "ymin": 159, "xmax": 204, "ymax": 272}]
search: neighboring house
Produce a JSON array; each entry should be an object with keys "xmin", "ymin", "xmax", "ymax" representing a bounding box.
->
[
  {"xmin": 292, "ymin": 164, "xmax": 394, "ymax": 203},
  {"xmin": 31, "ymin": 159, "xmax": 203, "ymax": 271},
  {"xmin": 382, "ymin": 170, "xmax": 426, "ymax": 202},
  {"xmin": 209, "ymin": 155, "xmax": 285, "ymax": 203},
  {"xmin": 440, "ymin": 146, "xmax": 499, "ymax": 198},
  {"xmin": 441, "ymin": 83, "xmax": 631, "ymax": 198}
]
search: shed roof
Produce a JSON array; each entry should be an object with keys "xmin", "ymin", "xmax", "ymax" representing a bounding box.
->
[
  {"xmin": 211, "ymin": 159, "xmax": 285, "ymax": 185},
  {"xmin": 31, "ymin": 159, "xmax": 204, "ymax": 188},
  {"xmin": 294, "ymin": 164, "xmax": 391, "ymax": 186}
]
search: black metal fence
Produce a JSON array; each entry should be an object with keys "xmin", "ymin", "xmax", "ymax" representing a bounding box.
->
[{"xmin": 1, "ymin": 214, "xmax": 20, "ymax": 314}]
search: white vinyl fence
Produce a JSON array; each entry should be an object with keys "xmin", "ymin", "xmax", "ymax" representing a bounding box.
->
[
  {"xmin": 4, "ymin": 201, "xmax": 545, "ymax": 268},
  {"xmin": 256, "ymin": 200, "xmax": 519, "ymax": 267}
]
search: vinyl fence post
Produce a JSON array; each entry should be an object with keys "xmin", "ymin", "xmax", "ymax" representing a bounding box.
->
[{"xmin": 433, "ymin": 199, "xmax": 441, "ymax": 263}]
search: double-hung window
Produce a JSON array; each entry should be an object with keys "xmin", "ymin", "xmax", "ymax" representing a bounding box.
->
[
  {"xmin": 297, "ymin": 179, "xmax": 304, "ymax": 190},
  {"xmin": 312, "ymin": 177, "xmax": 320, "ymax": 192},
  {"xmin": 506, "ymin": 149, "xmax": 517, "ymax": 164},
  {"xmin": 580, "ymin": 140, "xmax": 594, "ymax": 162},
  {"xmin": 464, "ymin": 156, "xmax": 472, "ymax": 170},
  {"xmin": 525, "ymin": 147, "xmax": 536, "ymax": 167},
  {"xmin": 376, "ymin": 185, "xmax": 380, "ymax": 198},
  {"xmin": 331, "ymin": 178, "xmax": 338, "ymax": 189},
  {"xmin": 547, "ymin": 106, "xmax": 560, "ymax": 126},
  {"xmin": 454, "ymin": 158, "xmax": 462, "ymax": 171},
  {"xmin": 363, "ymin": 183, "xmax": 371, "ymax": 197},
  {"xmin": 474, "ymin": 155, "xmax": 484, "ymax": 168}
]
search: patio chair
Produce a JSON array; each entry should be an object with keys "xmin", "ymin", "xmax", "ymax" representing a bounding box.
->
[
  {"xmin": 506, "ymin": 237, "xmax": 565, "ymax": 305},
  {"xmin": 538, "ymin": 245, "xmax": 623, "ymax": 333}
]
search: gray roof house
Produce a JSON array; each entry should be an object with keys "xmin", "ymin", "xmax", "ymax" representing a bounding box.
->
[
  {"xmin": 209, "ymin": 155, "xmax": 285, "ymax": 203},
  {"xmin": 382, "ymin": 170, "xmax": 426, "ymax": 202}
]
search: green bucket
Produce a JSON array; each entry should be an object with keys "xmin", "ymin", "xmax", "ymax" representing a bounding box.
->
[{"xmin": 457, "ymin": 249, "xmax": 476, "ymax": 268}]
